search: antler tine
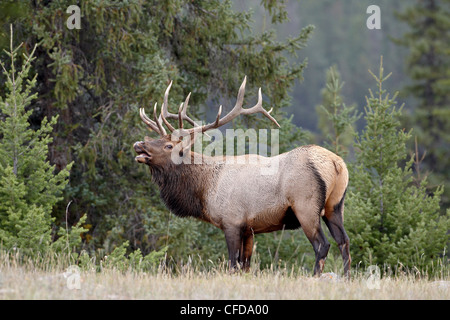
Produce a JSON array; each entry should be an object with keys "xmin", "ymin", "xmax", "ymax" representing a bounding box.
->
[
  {"xmin": 213, "ymin": 75, "xmax": 246, "ymax": 125},
  {"xmin": 180, "ymin": 92, "xmax": 199, "ymax": 127},
  {"xmin": 140, "ymin": 107, "xmax": 163, "ymax": 135},
  {"xmin": 159, "ymin": 81, "xmax": 199, "ymax": 130},
  {"xmin": 153, "ymin": 102, "xmax": 167, "ymax": 136},
  {"xmin": 241, "ymin": 87, "xmax": 280, "ymax": 127},
  {"xmin": 214, "ymin": 105, "xmax": 223, "ymax": 126},
  {"xmin": 160, "ymin": 81, "xmax": 176, "ymax": 132},
  {"xmin": 178, "ymin": 103, "xmax": 184, "ymax": 129},
  {"xmin": 182, "ymin": 92, "xmax": 212, "ymax": 138}
]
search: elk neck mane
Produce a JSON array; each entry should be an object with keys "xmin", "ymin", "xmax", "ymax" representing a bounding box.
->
[{"xmin": 148, "ymin": 155, "xmax": 221, "ymax": 221}]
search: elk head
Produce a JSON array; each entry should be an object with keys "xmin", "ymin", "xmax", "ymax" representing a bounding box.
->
[{"xmin": 134, "ymin": 76, "xmax": 280, "ymax": 167}]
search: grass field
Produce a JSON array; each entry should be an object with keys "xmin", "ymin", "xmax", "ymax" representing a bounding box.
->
[{"xmin": 0, "ymin": 254, "xmax": 448, "ymax": 300}]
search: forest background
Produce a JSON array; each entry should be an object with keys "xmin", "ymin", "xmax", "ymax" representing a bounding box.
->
[{"xmin": 0, "ymin": 0, "xmax": 448, "ymax": 276}]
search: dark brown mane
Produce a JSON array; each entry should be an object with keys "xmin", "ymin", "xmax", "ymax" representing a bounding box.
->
[{"xmin": 149, "ymin": 159, "xmax": 218, "ymax": 221}]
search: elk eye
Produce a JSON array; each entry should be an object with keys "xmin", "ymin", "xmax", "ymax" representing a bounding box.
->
[{"xmin": 165, "ymin": 144, "xmax": 173, "ymax": 150}]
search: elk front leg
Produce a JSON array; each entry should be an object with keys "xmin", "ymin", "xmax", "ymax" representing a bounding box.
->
[{"xmin": 224, "ymin": 227, "xmax": 243, "ymax": 271}]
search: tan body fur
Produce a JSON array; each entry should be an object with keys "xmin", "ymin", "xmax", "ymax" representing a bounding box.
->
[{"xmin": 204, "ymin": 145, "xmax": 348, "ymax": 233}]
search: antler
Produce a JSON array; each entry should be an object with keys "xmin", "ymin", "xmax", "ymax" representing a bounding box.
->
[
  {"xmin": 187, "ymin": 76, "xmax": 280, "ymax": 135},
  {"xmin": 160, "ymin": 81, "xmax": 199, "ymax": 131},
  {"xmin": 139, "ymin": 104, "xmax": 167, "ymax": 136},
  {"xmin": 139, "ymin": 77, "xmax": 280, "ymax": 137}
]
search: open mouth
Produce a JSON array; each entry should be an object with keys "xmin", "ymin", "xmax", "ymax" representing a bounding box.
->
[
  {"xmin": 134, "ymin": 142, "xmax": 151, "ymax": 163},
  {"xmin": 135, "ymin": 150, "xmax": 151, "ymax": 163}
]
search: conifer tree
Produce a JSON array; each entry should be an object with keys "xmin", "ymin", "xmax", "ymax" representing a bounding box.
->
[
  {"xmin": 394, "ymin": 0, "xmax": 450, "ymax": 209},
  {"xmin": 345, "ymin": 58, "xmax": 449, "ymax": 271},
  {"xmin": 0, "ymin": 27, "xmax": 73, "ymax": 254},
  {"xmin": 316, "ymin": 65, "xmax": 360, "ymax": 157}
]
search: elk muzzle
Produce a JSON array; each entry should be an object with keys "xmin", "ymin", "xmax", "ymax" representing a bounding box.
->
[{"xmin": 134, "ymin": 141, "xmax": 152, "ymax": 164}]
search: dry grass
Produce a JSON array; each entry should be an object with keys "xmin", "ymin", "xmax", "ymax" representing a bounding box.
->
[{"xmin": 0, "ymin": 254, "xmax": 448, "ymax": 300}]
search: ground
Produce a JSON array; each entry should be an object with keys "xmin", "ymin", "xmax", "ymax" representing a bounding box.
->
[{"xmin": 0, "ymin": 265, "xmax": 448, "ymax": 299}]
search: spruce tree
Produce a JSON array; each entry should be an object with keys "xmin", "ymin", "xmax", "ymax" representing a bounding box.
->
[
  {"xmin": 394, "ymin": 0, "xmax": 450, "ymax": 210},
  {"xmin": 0, "ymin": 27, "xmax": 72, "ymax": 254},
  {"xmin": 316, "ymin": 65, "xmax": 360, "ymax": 157},
  {"xmin": 345, "ymin": 58, "xmax": 449, "ymax": 272}
]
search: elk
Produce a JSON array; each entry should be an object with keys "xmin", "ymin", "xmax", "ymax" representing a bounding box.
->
[{"xmin": 134, "ymin": 77, "xmax": 351, "ymax": 278}]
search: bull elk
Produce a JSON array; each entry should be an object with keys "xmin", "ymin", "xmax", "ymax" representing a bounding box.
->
[{"xmin": 133, "ymin": 77, "xmax": 351, "ymax": 278}]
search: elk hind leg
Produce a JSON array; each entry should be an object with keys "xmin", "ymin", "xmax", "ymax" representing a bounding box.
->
[{"xmin": 323, "ymin": 192, "xmax": 351, "ymax": 279}]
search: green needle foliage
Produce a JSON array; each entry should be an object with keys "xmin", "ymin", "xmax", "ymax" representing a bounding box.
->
[
  {"xmin": 345, "ymin": 58, "xmax": 449, "ymax": 272},
  {"xmin": 0, "ymin": 27, "xmax": 82, "ymax": 256},
  {"xmin": 394, "ymin": 0, "xmax": 450, "ymax": 210},
  {"xmin": 316, "ymin": 65, "xmax": 361, "ymax": 158}
]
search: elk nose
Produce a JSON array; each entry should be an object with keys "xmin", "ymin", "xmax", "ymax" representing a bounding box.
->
[{"xmin": 134, "ymin": 141, "xmax": 145, "ymax": 153}]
